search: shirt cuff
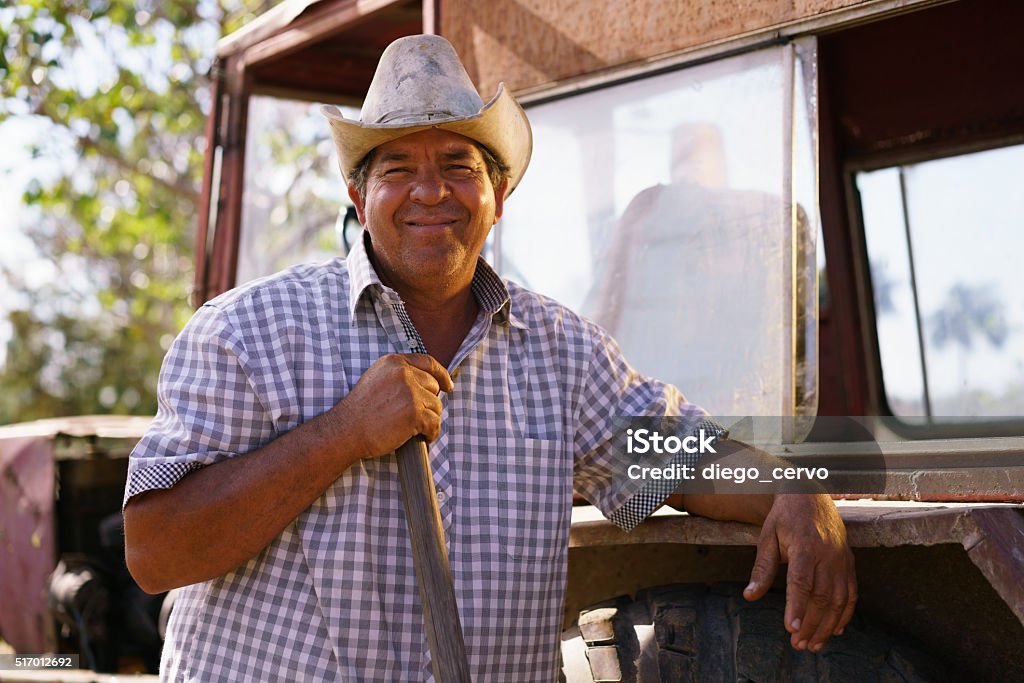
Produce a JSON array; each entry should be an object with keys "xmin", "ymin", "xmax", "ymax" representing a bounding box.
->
[
  {"xmin": 607, "ymin": 419, "xmax": 728, "ymax": 532},
  {"xmin": 122, "ymin": 461, "xmax": 203, "ymax": 510}
]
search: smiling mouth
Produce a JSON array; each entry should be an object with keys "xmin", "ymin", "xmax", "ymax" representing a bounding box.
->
[{"xmin": 404, "ymin": 218, "xmax": 457, "ymax": 229}]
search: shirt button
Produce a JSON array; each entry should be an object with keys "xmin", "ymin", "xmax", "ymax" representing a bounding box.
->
[
  {"xmin": 451, "ymin": 366, "xmax": 461, "ymax": 379},
  {"xmin": 436, "ymin": 488, "xmax": 447, "ymax": 503}
]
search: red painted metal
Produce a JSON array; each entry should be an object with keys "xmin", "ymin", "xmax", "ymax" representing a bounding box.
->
[
  {"xmin": 204, "ymin": 59, "xmax": 250, "ymax": 302},
  {"xmin": 815, "ymin": 0, "xmax": 1024, "ymax": 418},
  {"xmin": 0, "ymin": 436, "xmax": 57, "ymax": 653},
  {"xmin": 192, "ymin": 67, "xmax": 225, "ymax": 307}
]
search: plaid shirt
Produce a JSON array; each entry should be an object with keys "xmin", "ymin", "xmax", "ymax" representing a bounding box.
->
[{"xmin": 125, "ymin": 234, "xmax": 710, "ymax": 682}]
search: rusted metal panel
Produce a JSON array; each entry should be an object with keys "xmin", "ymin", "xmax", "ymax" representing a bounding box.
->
[
  {"xmin": 205, "ymin": 56, "xmax": 250, "ymax": 301},
  {"xmin": 0, "ymin": 416, "xmax": 150, "ymax": 441},
  {"xmin": 820, "ymin": 0, "xmax": 1024, "ymax": 162},
  {"xmin": 0, "ymin": 436, "xmax": 56, "ymax": 653},
  {"xmin": 0, "ymin": 417, "xmax": 146, "ymax": 655},
  {"xmin": 961, "ymin": 507, "xmax": 1024, "ymax": 626},
  {"xmin": 193, "ymin": 71, "xmax": 223, "ymax": 308},
  {"xmin": 570, "ymin": 504, "xmax": 760, "ymax": 548},
  {"xmin": 569, "ymin": 502, "xmax": 1024, "ymax": 625},
  {"xmin": 216, "ymin": 0, "xmax": 411, "ymax": 60},
  {"xmin": 816, "ymin": 0, "xmax": 1024, "ymax": 416},
  {"xmin": 440, "ymin": 0, "xmax": 880, "ymax": 94},
  {"xmin": 771, "ymin": 437, "xmax": 1024, "ymax": 501},
  {"xmin": 211, "ymin": 0, "xmax": 421, "ymax": 105}
]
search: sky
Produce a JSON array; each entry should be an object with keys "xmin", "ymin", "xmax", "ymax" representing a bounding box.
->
[{"xmin": 858, "ymin": 144, "xmax": 1024, "ymax": 415}]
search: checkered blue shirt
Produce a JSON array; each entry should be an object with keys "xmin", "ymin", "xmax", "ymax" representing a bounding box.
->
[{"xmin": 125, "ymin": 234, "xmax": 712, "ymax": 681}]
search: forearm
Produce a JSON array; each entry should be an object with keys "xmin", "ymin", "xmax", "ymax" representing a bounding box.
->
[
  {"xmin": 665, "ymin": 439, "xmax": 823, "ymax": 525},
  {"xmin": 124, "ymin": 407, "xmax": 367, "ymax": 594},
  {"xmin": 666, "ymin": 492, "xmax": 774, "ymax": 526},
  {"xmin": 666, "ymin": 438, "xmax": 853, "ymax": 652}
]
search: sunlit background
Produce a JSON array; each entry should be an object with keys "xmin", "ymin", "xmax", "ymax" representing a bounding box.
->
[
  {"xmin": 2, "ymin": 2, "xmax": 1022, "ymax": 427},
  {"xmin": 0, "ymin": 1, "xmax": 274, "ymax": 424}
]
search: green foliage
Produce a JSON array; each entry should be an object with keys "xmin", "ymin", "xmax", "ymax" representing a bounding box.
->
[
  {"xmin": 235, "ymin": 97, "xmax": 349, "ymax": 282},
  {"xmin": 0, "ymin": 0, "xmax": 274, "ymax": 424}
]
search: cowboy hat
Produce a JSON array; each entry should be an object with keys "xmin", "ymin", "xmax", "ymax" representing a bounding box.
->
[{"xmin": 321, "ymin": 34, "xmax": 532, "ymax": 194}]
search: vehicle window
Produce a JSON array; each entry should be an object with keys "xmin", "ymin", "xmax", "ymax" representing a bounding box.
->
[
  {"xmin": 236, "ymin": 96, "xmax": 356, "ymax": 286},
  {"xmin": 496, "ymin": 43, "xmax": 820, "ymax": 418},
  {"xmin": 857, "ymin": 144, "xmax": 1024, "ymax": 419}
]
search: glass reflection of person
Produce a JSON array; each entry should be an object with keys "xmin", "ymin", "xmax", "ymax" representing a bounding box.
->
[{"xmin": 587, "ymin": 123, "xmax": 813, "ymax": 416}]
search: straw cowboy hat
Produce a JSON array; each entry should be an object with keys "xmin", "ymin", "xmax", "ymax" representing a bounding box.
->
[{"xmin": 321, "ymin": 34, "xmax": 533, "ymax": 194}]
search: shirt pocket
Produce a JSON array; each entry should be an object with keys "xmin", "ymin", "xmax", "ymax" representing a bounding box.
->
[{"xmin": 500, "ymin": 437, "xmax": 573, "ymax": 560}]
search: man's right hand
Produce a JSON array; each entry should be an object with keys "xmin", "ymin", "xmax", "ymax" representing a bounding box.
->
[
  {"xmin": 332, "ymin": 353, "xmax": 454, "ymax": 459},
  {"xmin": 125, "ymin": 352, "xmax": 452, "ymax": 594}
]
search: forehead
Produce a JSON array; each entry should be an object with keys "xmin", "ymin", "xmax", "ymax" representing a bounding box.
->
[{"xmin": 370, "ymin": 128, "xmax": 484, "ymax": 164}]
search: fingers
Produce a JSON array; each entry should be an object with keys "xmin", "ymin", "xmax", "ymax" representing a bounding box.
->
[
  {"xmin": 389, "ymin": 354, "xmax": 448, "ymax": 442},
  {"xmin": 404, "ymin": 353, "xmax": 454, "ymax": 393},
  {"xmin": 392, "ymin": 354, "xmax": 451, "ymax": 442},
  {"xmin": 796, "ymin": 568, "xmax": 847, "ymax": 653},
  {"xmin": 784, "ymin": 549, "xmax": 856, "ymax": 652},
  {"xmin": 783, "ymin": 552, "xmax": 814, "ymax": 641},
  {"xmin": 749, "ymin": 518, "xmax": 852, "ymax": 653},
  {"xmin": 745, "ymin": 522, "xmax": 781, "ymax": 602},
  {"xmin": 337, "ymin": 353, "xmax": 454, "ymax": 456},
  {"xmin": 835, "ymin": 553, "xmax": 858, "ymax": 636},
  {"xmin": 757, "ymin": 494, "xmax": 856, "ymax": 652}
]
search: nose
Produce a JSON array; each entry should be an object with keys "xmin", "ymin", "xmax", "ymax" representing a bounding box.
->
[{"xmin": 409, "ymin": 166, "xmax": 450, "ymax": 205}]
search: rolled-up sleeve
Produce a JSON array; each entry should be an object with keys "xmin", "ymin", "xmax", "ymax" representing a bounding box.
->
[
  {"xmin": 571, "ymin": 325, "xmax": 723, "ymax": 531},
  {"xmin": 123, "ymin": 304, "xmax": 274, "ymax": 508}
]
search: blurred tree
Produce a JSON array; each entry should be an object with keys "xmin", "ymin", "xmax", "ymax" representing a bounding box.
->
[
  {"xmin": 234, "ymin": 95, "xmax": 351, "ymax": 286},
  {"xmin": 870, "ymin": 259, "xmax": 897, "ymax": 315},
  {"xmin": 0, "ymin": 0, "xmax": 274, "ymax": 424},
  {"xmin": 929, "ymin": 282, "xmax": 1008, "ymax": 399},
  {"xmin": 930, "ymin": 283, "xmax": 1008, "ymax": 352}
]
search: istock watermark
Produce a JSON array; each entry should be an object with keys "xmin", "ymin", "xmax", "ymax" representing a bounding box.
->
[
  {"xmin": 610, "ymin": 415, "xmax": 1024, "ymax": 497},
  {"xmin": 626, "ymin": 427, "xmax": 719, "ymax": 455},
  {"xmin": 609, "ymin": 416, "xmax": 886, "ymax": 495},
  {"xmin": 628, "ymin": 462, "xmax": 831, "ymax": 484}
]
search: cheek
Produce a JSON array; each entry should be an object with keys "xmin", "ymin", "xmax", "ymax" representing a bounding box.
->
[
  {"xmin": 465, "ymin": 187, "xmax": 496, "ymax": 218},
  {"xmin": 362, "ymin": 187, "xmax": 400, "ymax": 226}
]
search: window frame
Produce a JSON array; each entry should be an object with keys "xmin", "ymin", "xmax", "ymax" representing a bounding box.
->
[
  {"xmin": 496, "ymin": 38, "xmax": 819, "ymax": 422},
  {"xmin": 845, "ymin": 136, "xmax": 1024, "ymax": 438}
]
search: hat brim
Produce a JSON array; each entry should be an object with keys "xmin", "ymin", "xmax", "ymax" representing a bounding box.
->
[{"xmin": 321, "ymin": 83, "xmax": 532, "ymax": 195}]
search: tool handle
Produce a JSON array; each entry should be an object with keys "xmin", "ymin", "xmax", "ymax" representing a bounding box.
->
[{"xmin": 395, "ymin": 436, "xmax": 471, "ymax": 682}]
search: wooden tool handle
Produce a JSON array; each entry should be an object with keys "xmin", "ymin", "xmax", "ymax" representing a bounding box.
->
[{"xmin": 395, "ymin": 436, "xmax": 471, "ymax": 682}]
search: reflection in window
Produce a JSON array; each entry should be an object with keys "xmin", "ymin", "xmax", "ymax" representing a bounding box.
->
[
  {"xmin": 236, "ymin": 97, "xmax": 355, "ymax": 286},
  {"xmin": 858, "ymin": 144, "xmax": 1024, "ymax": 418},
  {"xmin": 497, "ymin": 44, "xmax": 819, "ymax": 419}
]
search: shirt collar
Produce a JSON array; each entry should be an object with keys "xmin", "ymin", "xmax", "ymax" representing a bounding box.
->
[{"xmin": 346, "ymin": 231, "xmax": 527, "ymax": 329}]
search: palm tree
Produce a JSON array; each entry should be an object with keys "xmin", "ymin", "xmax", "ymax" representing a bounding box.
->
[{"xmin": 929, "ymin": 283, "xmax": 1008, "ymax": 404}]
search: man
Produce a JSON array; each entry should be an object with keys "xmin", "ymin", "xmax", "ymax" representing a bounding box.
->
[{"xmin": 124, "ymin": 35, "xmax": 854, "ymax": 681}]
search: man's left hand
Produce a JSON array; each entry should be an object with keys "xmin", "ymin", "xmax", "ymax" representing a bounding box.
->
[{"xmin": 743, "ymin": 494, "xmax": 856, "ymax": 653}]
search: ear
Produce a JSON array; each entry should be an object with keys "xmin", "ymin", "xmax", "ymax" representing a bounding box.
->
[
  {"xmin": 492, "ymin": 179, "xmax": 509, "ymax": 224},
  {"xmin": 347, "ymin": 182, "xmax": 367, "ymax": 224}
]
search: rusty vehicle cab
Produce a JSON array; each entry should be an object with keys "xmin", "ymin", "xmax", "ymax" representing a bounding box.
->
[
  {"xmin": 0, "ymin": 417, "xmax": 159, "ymax": 677},
  {"xmin": 3, "ymin": 0, "xmax": 1021, "ymax": 680},
  {"xmin": 193, "ymin": 0, "xmax": 1023, "ymax": 681}
]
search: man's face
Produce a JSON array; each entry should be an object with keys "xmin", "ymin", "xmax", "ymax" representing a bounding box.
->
[{"xmin": 348, "ymin": 128, "xmax": 507, "ymax": 294}]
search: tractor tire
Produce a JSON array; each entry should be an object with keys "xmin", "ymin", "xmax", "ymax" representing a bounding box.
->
[{"xmin": 561, "ymin": 582, "xmax": 950, "ymax": 683}]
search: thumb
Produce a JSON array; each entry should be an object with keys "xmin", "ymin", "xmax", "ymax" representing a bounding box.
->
[{"xmin": 745, "ymin": 523, "xmax": 781, "ymax": 601}]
